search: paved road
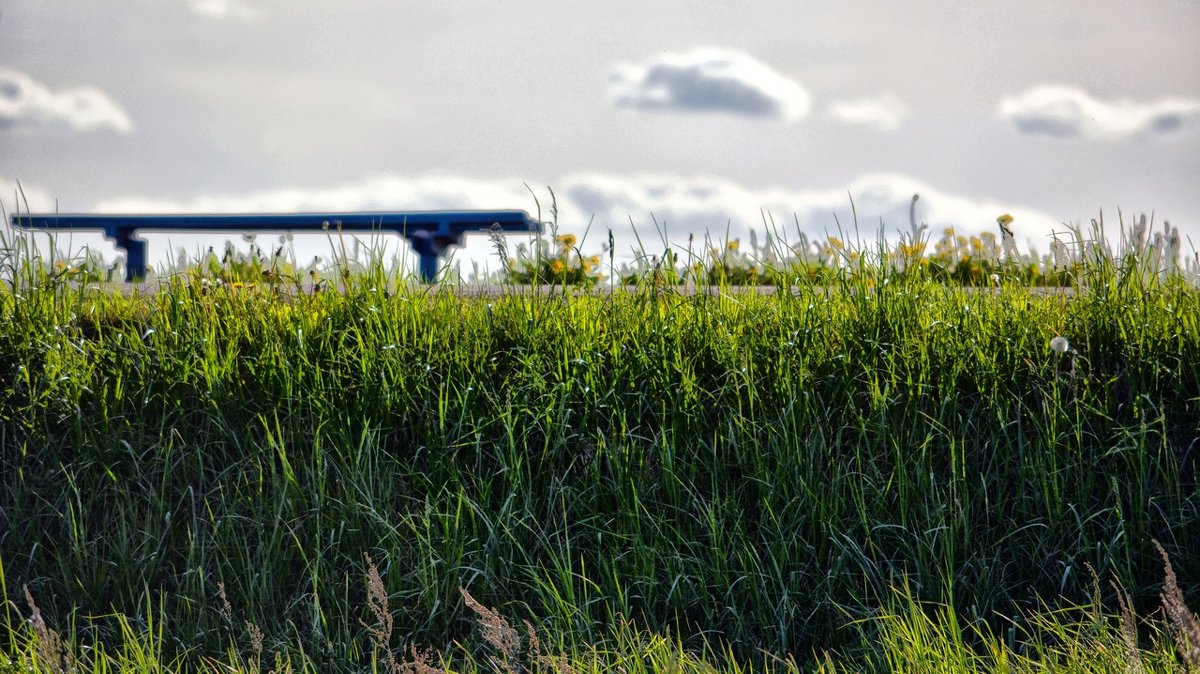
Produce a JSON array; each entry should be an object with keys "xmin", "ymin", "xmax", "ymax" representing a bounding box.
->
[{"xmin": 48, "ymin": 281, "xmax": 1079, "ymax": 298}]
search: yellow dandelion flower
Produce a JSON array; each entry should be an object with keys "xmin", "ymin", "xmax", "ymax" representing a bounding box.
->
[
  {"xmin": 827, "ymin": 237, "xmax": 844, "ymax": 251},
  {"xmin": 550, "ymin": 259, "xmax": 566, "ymax": 274},
  {"xmin": 997, "ymin": 214, "xmax": 1014, "ymax": 226},
  {"xmin": 556, "ymin": 234, "xmax": 577, "ymax": 249},
  {"xmin": 727, "ymin": 239, "xmax": 740, "ymax": 251}
]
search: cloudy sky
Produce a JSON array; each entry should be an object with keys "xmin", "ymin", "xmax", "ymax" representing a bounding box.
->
[{"xmin": 3, "ymin": 1, "xmax": 1199, "ymax": 276}]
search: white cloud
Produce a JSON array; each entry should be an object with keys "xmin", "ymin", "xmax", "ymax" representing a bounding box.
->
[
  {"xmin": 0, "ymin": 69, "xmax": 133, "ymax": 134},
  {"xmin": 91, "ymin": 175, "xmax": 536, "ymax": 214},
  {"xmin": 827, "ymin": 95, "xmax": 906, "ymax": 131},
  {"xmin": 607, "ymin": 48, "xmax": 812, "ymax": 122},
  {"xmin": 190, "ymin": 0, "xmax": 262, "ymax": 19},
  {"xmin": 999, "ymin": 85, "xmax": 1200, "ymax": 141}
]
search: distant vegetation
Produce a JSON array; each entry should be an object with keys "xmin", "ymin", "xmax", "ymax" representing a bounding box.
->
[
  {"xmin": 504, "ymin": 206, "xmax": 1194, "ymax": 290},
  {"xmin": 0, "ymin": 204, "xmax": 1197, "ymax": 672},
  {"xmin": 9, "ymin": 193, "xmax": 1196, "ymax": 291}
]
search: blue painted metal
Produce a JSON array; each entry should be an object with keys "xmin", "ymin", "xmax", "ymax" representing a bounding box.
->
[{"xmin": 10, "ymin": 210, "xmax": 542, "ymax": 282}]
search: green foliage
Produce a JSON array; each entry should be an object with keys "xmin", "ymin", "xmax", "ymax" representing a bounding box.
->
[{"xmin": 0, "ymin": 213, "xmax": 1197, "ymax": 672}]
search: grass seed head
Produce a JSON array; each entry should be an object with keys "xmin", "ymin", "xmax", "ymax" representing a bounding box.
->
[{"xmin": 1154, "ymin": 540, "xmax": 1200, "ymax": 668}]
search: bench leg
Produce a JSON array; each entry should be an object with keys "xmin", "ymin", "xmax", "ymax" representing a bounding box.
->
[
  {"xmin": 110, "ymin": 228, "xmax": 148, "ymax": 282},
  {"xmin": 406, "ymin": 230, "xmax": 458, "ymax": 283},
  {"xmin": 418, "ymin": 254, "xmax": 439, "ymax": 283}
]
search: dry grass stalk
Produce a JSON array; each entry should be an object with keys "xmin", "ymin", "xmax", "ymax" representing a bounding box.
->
[
  {"xmin": 23, "ymin": 585, "xmax": 75, "ymax": 674},
  {"xmin": 524, "ymin": 619, "xmax": 575, "ymax": 674},
  {"xmin": 396, "ymin": 644, "xmax": 444, "ymax": 674},
  {"xmin": 1154, "ymin": 540, "xmax": 1200, "ymax": 670},
  {"xmin": 458, "ymin": 587, "xmax": 574, "ymax": 674},
  {"xmin": 216, "ymin": 580, "xmax": 234, "ymax": 627},
  {"xmin": 1111, "ymin": 580, "xmax": 1146, "ymax": 674},
  {"xmin": 215, "ymin": 579, "xmax": 276, "ymax": 672},
  {"xmin": 360, "ymin": 553, "xmax": 399, "ymax": 673},
  {"xmin": 460, "ymin": 587, "xmax": 523, "ymax": 674},
  {"xmin": 246, "ymin": 620, "xmax": 265, "ymax": 665}
]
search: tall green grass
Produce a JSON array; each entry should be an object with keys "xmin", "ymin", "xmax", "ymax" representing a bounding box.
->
[{"xmin": 0, "ymin": 212, "xmax": 1197, "ymax": 671}]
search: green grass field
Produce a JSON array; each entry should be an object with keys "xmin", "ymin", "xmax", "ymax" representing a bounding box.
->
[{"xmin": 0, "ymin": 213, "xmax": 1198, "ymax": 672}]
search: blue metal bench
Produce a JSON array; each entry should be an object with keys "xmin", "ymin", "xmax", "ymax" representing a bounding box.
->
[{"xmin": 9, "ymin": 210, "xmax": 542, "ymax": 282}]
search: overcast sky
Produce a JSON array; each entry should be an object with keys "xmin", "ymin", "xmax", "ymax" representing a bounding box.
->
[{"xmin": 3, "ymin": 1, "xmax": 1199, "ymax": 276}]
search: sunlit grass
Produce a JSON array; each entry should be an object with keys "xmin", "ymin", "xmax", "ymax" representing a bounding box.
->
[{"xmin": 0, "ymin": 203, "xmax": 1197, "ymax": 672}]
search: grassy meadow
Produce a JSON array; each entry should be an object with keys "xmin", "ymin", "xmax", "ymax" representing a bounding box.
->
[{"xmin": 0, "ymin": 210, "xmax": 1198, "ymax": 672}]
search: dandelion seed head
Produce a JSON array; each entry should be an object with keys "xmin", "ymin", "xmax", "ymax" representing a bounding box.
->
[{"xmin": 1050, "ymin": 335, "xmax": 1070, "ymax": 353}]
